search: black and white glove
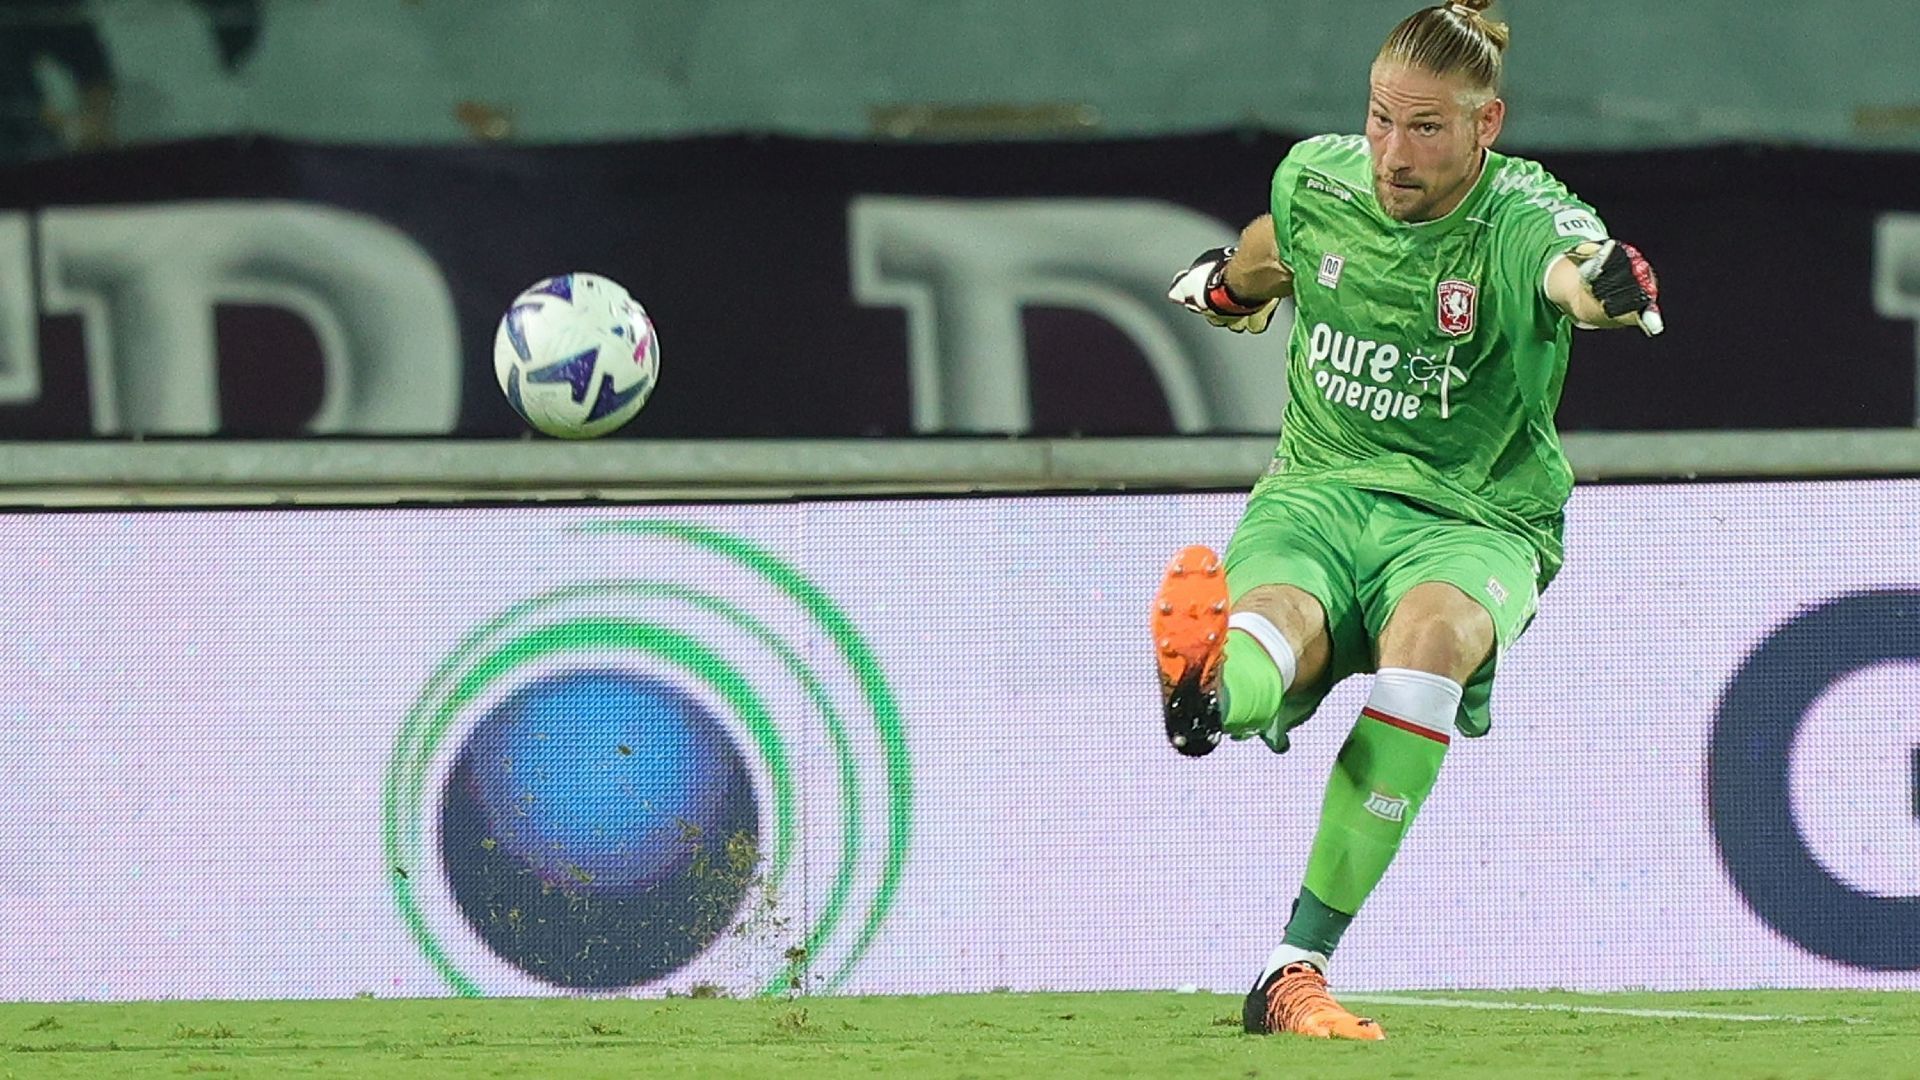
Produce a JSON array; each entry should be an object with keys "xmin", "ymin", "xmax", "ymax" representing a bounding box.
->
[
  {"xmin": 1570, "ymin": 239, "xmax": 1664, "ymax": 337},
  {"xmin": 1167, "ymin": 246, "xmax": 1279, "ymax": 334}
]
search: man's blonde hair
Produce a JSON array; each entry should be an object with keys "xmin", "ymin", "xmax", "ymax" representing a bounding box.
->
[{"xmin": 1376, "ymin": 0, "xmax": 1510, "ymax": 107}]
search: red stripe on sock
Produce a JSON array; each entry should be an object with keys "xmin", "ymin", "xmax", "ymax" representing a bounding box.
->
[{"xmin": 1360, "ymin": 706, "xmax": 1450, "ymax": 745}]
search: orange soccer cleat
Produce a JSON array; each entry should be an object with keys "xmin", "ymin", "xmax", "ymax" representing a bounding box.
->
[
  {"xmin": 1243, "ymin": 962, "xmax": 1386, "ymax": 1040},
  {"xmin": 1151, "ymin": 544, "xmax": 1228, "ymax": 757}
]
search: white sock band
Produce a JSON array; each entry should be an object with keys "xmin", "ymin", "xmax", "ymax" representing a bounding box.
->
[
  {"xmin": 1262, "ymin": 943, "xmax": 1330, "ymax": 980},
  {"xmin": 1365, "ymin": 667, "xmax": 1464, "ymax": 740},
  {"xmin": 1227, "ymin": 611, "xmax": 1297, "ymax": 690}
]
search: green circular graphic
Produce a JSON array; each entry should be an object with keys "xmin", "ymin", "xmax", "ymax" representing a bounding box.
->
[{"xmin": 383, "ymin": 519, "xmax": 911, "ymax": 996}]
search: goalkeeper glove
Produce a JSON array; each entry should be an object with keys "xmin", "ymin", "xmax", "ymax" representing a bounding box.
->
[
  {"xmin": 1167, "ymin": 246, "xmax": 1279, "ymax": 334},
  {"xmin": 1570, "ymin": 239, "xmax": 1664, "ymax": 337}
]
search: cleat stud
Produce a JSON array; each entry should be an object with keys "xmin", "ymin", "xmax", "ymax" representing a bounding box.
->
[
  {"xmin": 1158, "ymin": 601, "xmax": 1173, "ymax": 614},
  {"xmin": 1170, "ymin": 561, "xmax": 1186, "ymax": 575},
  {"xmin": 1172, "ymin": 734, "xmax": 1188, "ymax": 747},
  {"xmin": 1204, "ymin": 631, "xmax": 1219, "ymax": 644},
  {"xmin": 1211, "ymin": 599, "xmax": 1227, "ymax": 612}
]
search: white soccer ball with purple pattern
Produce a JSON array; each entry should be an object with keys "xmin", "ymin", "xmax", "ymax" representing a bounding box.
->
[{"xmin": 493, "ymin": 272, "xmax": 659, "ymax": 438}]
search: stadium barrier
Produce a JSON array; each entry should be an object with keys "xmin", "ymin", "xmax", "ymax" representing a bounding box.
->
[
  {"xmin": 2, "ymin": 480, "xmax": 1917, "ymax": 999},
  {"xmin": 5, "ymin": 432, "xmax": 1920, "ymax": 506}
]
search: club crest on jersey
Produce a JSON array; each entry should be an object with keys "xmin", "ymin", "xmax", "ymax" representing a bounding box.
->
[{"xmin": 1436, "ymin": 279, "xmax": 1477, "ymax": 337}]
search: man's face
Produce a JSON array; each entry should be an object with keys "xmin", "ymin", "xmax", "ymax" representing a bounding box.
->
[{"xmin": 1366, "ymin": 62, "xmax": 1503, "ymax": 222}]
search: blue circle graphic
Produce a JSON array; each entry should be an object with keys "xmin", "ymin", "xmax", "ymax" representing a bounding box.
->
[{"xmin": 439, "ymin": 668, "xmax": 761, "ymax": 988}]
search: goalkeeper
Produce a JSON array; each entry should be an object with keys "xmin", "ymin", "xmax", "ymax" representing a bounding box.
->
[{"xmin": 1153, "ymin": 0, "xmax": 1663, "ymax": 1042}]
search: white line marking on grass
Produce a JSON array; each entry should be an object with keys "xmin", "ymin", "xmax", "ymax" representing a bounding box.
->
[{"xmin": 1343, "ymin": 995, "xmax": 1869, "ymax": 1025}]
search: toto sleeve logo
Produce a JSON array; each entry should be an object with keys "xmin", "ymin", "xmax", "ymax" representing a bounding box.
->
[{"xmin": 1708, "ymin": 589, "xmax": 1920, "ymax": 970}]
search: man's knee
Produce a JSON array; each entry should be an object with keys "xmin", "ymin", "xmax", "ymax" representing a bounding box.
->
[
  {"xmin": 1377, "ymin": 582, "xmax": 1494, "ymax": 684},
  {"xmin": 1232, "ymin": 583, "xmax": 1331, "ymax": 688}
]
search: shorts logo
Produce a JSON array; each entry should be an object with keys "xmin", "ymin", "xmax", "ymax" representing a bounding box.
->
[
  {"xmin": 1317, "ymin": 253, "xmax": 1345, "ymax": 290},
  {"xmin": 1485, "ymin": 576, "xmax": 1510, "ymax": 606},
  {"xmin": 1437, "ymin": 279, "xmax": 1476, "ymax": 337},
  {"xmin": 1363, "ymin": 791, "xmax": 1409, "ymax": 822}
]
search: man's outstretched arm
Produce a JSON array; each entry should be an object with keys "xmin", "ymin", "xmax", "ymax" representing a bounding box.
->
[
  {"xmin": 1545, "ymin": 239, "xmax": 1665, "ymax": 336},
  {"xmin": 1222, "ymin": 215, "xmax": 1296, "ymax": 303},
  {"xmin": 1167, "ymin": 215, "xmax": 1296, "ymax": 334}
]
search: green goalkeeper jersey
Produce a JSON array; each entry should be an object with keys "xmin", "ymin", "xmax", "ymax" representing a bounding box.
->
[{"xmin": 1258, "ymin": 134, "xmax": 1607, "ymax": 586}]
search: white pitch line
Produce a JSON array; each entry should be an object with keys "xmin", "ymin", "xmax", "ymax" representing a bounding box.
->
[{"xmin": 1342, "ymin": 994, "xmax": 1870, "ymax": 1025}]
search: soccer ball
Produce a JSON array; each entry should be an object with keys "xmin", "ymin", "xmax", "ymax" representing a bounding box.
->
[{"xmin": 493, "ymin": 273, "xmax": 659, "ymax": 438}]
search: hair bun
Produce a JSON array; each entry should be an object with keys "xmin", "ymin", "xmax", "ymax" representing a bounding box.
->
[
  {"xmin": 1380, "ymin": 1, "xmax": 1510, "ymax": 86},
  {"xmin": 1444, "ymin": 0, "xmax": 1509, "ymax": 51}
]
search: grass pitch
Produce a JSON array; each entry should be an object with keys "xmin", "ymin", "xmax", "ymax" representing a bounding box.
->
[{"xmin": 2, "ymin": 990, "xmax": 1915, "ymax": 1079}]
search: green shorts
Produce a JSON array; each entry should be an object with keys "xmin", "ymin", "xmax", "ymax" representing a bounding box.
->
[{"xmin": 1223, "ymin": 482, "xmax": 1541, "ymax": 750}]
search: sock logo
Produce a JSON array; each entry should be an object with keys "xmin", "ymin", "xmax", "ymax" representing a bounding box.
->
[{"xmin": 1363, "ymin": 791, "xmax": 1409, "ymax": 822}]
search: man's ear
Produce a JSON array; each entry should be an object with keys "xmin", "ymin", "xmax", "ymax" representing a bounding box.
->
[{"xmin": 1477, "ymin": 97, "xmax": 1506, "ymax": 149}]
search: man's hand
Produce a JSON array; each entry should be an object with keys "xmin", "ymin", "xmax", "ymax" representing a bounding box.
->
[
  {"xmin": 1561, "ymin": 239, "xmax": 1664, "ymax": 337},
  {"xmin": 1167, "ymin": 246, "xmax": 1281, "ymax": 334}
]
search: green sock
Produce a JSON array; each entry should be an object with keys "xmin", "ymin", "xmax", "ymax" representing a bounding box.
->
[
  {"xmin": 1218, "ymin": 628, "xmax": 1285, "ymax": 737},
  {"xmin": 1281, "ymin": 887, "xmax": 1353, "ymax": 956},
  {"xmin": 1298, "ymin": 711, "xmax": 1449, "ymax": 919}
]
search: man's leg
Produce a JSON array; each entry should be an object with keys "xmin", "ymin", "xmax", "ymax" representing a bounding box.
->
[
  {"xmin": 1289, "ymin": 583, "xmax": 1490, "ymax": 954},
  {"xmin": 1215, "ymin": 583, "xmax": 1330, "ymax": 742},
  {"xmin": 1156, "ymin": 567, "xmax": 1328, "ymax": 753},
  {"xmin": 1153, "ymin": 485, "xmax": 1360, "ymax": 757},
  {"xmin": 1245, "ymin": 582, "xmax": 1495, "ymax": 1040},
  {"xmin": 1152, "ymin": 568, "xmax": 1337, "ymax": 756}
]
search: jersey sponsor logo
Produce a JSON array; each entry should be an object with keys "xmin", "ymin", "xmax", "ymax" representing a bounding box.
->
[
  {"xmin": 1553, "ymin": 208, "xmax": 1607, "ymax": 241},
  {"xmin": 1437, "ymin": 279, "xmax": 1477, "ymax": 337},
  {"xmin": 1302, "ymin": 321, "xmax": 1477, "ymax": 422},
  {"xmin": 1302, "ymin": 173, "xmax": 1356, "ymax": 203},
  {"xmin": 1317, "ymin": 252, "xmax": 1345, "ymax": 289},
  {"xmin": 1363, "ymin": 791, "xmax": 1409, "ymax": 822},
  {"xmin": 1406, "ymin": 347, "xmax": 1469, "ymax": 419},
  {"xmin": 1304, "ymin": 322, "xmax": 1421, "ymax": 421}
]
